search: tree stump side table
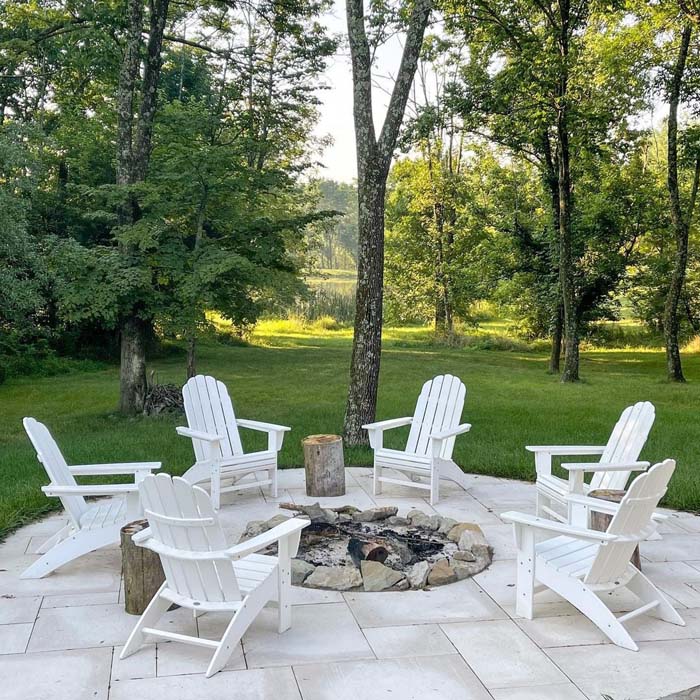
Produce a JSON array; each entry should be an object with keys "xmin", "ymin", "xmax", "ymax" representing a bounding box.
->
[
  {"xmin": 121, "ymin": 519, "xmax": 165, "ymax": 615},
  {"xmin": 588, "ymin": 489, "xmax": 642, "ymax": 571},
  {"xmin": 303, "ymin": 434, "xmax": 345, "ymax": 497}
]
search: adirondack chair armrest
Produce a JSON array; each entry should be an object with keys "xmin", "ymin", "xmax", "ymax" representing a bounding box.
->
[
  {"xmin": 430, "ymin": 423, "xmax": 472, "ymax": 441},
  {"xmin": 501, "ymin": 511, "xmax": 617, "ymax": 542},
  {"xmin": 236, "ymin": 419, "xmax": 290, "ymax": 432},
  {"xmin": 362, "ymin": 417, "xmax": 413, "ymax": 450},
  {"xmin": 69, "ymin": 462, "xmax": 160, "ymax": 476},
  {"xmin": 42, "ymin": 483, "xmax": 138, "ymax": 497},
  {"xmin": 561, "ymin": 460, "xmax": 650, "ymax": 472},
  {"xmin": 362, "ymin": 417, "xmax": 413, "ymax": 431},
  {"xmin": 236, "ymin": 419, "xmax": 291, "ymax": 451},
  {"xmin": 562, "ymin": 461, "xmax": 650, "ymax": 496},
  {"xmin": 566, "ymin": 493, "xmax": 668, "ymax": 522},
  {"xmin": 526, "ymin": 445, "xmax": 608, "ymax": 456},
  {"xmin": 566, "ymin": 493, "xmax": 620, "ymax": 515},
  {"xmin": 176, "ymin": 426, "xmax": 225, "ymax": 443},
  {"xmin": 131, "ymin": 526, "xmax": 152, "ymax": 544},
  {"xmin": 225, "ymin": 517, "xmax": 309, "ymax": 560}
]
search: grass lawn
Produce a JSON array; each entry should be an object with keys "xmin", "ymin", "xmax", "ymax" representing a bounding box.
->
[{"xmin": 1, "ymin": 320, "xmax": 699, "ymax": 539}]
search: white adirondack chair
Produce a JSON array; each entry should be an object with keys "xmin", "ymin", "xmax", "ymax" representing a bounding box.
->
[
  {"xmin": 528, "ymin": 401, "xmax": 655, "ymax": 522},
  {"xmin": 120, "ymin": 474, "xmax": 308, "ymax": 677},
  {"xmin": 21, "ymin": 417, "xmax": 159, "ymax": 579},
  {"xmin": 502, "ymin": 459, "xmax": 683, "ymax": 651},
  {"xmin": 363, "ymin": 375, "xmax": 471, "ymax": 505},
  {"xmin": 177, "ymin": 375, "xmax": 290, "ymax": 509}
]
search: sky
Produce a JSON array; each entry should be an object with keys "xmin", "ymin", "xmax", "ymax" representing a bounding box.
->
[{"xmin": 312, "ymin": 2, "xmax": 406, "ymax": 183}]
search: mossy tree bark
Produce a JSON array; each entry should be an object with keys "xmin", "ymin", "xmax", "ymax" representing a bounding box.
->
[
  {"xmin": 343, "ymin": 0, "xmax": 432, "ymax": 446},
  {"xmin": 542, "ymin": 132, "xmax": 563, "ymax": 375},
  {"xmin": 116, "ymin": 0, "xmax": 170, "ymax": 414},
  {"xmin": 664, "ymin": 24, "xmax": 694, "ymax": 383},
  {"xmin": 555, "ymin": 0, "xmax": 579, "ymax": 383}
]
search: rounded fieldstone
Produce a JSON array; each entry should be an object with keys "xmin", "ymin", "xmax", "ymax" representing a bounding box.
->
[
  {"xmin": 305, "ymin": 566, "xmax": 362, "ymax": 591},
  {"xmin": 291, "ymin": 559, "xmax": 316, "ymax": 585},
  {"xmin": 361, "ymin": 560, "xmax": 405, "ymax": 591},
  {"xmin": 427, "ymin": 558, "xmax": 457, "ymax": 586},
  {"xmin": 407, "ymin": 560, "xmax": 431, "ymax": 589}
]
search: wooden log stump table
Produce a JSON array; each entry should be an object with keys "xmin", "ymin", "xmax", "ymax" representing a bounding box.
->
[
  {"xmin": 303, "ymin": 434, "xmax": 345, "ymax": 497},
  {"xmin": 588, "ymin": 489, "xmax": 642, "ymax": 571},
  {"xmin": 121, "ymin": 519, "xmax": 165, "ymax": 615}
]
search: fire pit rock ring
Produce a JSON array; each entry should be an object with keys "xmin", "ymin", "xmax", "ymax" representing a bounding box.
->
[{"xmin": 239, "ymin": 503, "xmax": 494, "ymax": 592}]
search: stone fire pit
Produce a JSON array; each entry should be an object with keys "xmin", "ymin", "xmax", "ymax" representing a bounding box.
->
[{"xmin": 240, "ymin": 503, "xmax": 493, "ymax": 592}]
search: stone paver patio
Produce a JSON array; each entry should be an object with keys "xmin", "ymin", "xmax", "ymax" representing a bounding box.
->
[{"xmin": 2, "ymin": 467, "xmax": 700, "ymax": 700}]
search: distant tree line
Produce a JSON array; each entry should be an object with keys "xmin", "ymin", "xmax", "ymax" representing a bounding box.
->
[{"xmin": 307, "ymin": 180, "xmax": 358, "ymax": 270}]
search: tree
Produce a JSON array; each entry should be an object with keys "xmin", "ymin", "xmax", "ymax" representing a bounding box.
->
[
  {"xmin": 115, "ymin": 0, "xmax": 170, "ymax": 413},
  {"xmin": 0, "ymin": 0, "xmax": 335, "ymax": 387},
  {"xmin": 664, "ymin": 22, "xmax": 697, "ymax": 381},
  {"xmin": 446, "ymin": 0, "xmax": 650, "ymax": 379},
  {"xmin": 344, "ymin": 0, "xmax": 433, "ymax": 446}
]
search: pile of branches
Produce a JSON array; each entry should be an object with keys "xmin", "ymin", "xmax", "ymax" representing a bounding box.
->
[{"xmin": 143, "ymin": 372, "xmax": 184, "ymax": 416}]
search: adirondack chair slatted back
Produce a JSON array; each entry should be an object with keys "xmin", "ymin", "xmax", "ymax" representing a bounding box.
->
[
  {"xmin": 23, "ymin": 418, "xmax": 87, "ymax": 525},
  {"xmin": 183, "ymin": 376, "xmax": 244, "ymax": 462},
  {"xmin": 585, "ymin": 459, "xmax": 674, "ymax": 585},
  {"xmin": 406, "ymin": 375, "xmax": 466, "ymax": 460},
  {"xmin": 591, "ymin": 402, "xmax": 655, "ymax": 492},
  {"xmin": 140, "ymin": 474, "xmax": 242, "ymax": 602}
]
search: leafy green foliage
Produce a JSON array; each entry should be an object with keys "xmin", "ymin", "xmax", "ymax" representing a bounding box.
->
[{"xmin": 0, "ymin": 1, "xmax": 337, "ymax": 377}]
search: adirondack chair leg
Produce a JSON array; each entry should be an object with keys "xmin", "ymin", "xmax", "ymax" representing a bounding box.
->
[
  {"xmin": 34, "ymin": 524, "xmax": 73, "ymax": 554},
  {"xmin": 373, "ymin": 461, "xmax": 382, "ymax": 496},
  {"xmin": 181, "ymin": 461, "xmax": 210, "ymax": 485},
  {"xmin": 440, "ymin": 460, "xmax": 470, "ymax": 491},
  {"xmin": 429, "ymin": 462, "xmax": 440, "ymax": 506},
  {"xmin": 568, "ymin": 501, "xmax": 589, "ymax": 529},
  {"xmin": 542, "ymin": 569, "xmax": 638, "ymax": 651},
  {"xmin": 626, "ymin": 569, "xmax": 685, "ymax": 626},
  {"xmin": 514, "ymin": 528, "xmax": 536, "ymax": 619},
  {"xmin": 270, "ymin": 466, "xmax": 278, "ymax": 499},
  {"xmin": 21, "ymin": 527, "xmax": 117, "ymax": 579},
  {"xmin": 206, "ymin": 585, "xmax": 271, "ymax": 677},
  {"xmin": 125, "ymin": 491, "xmax": 141, "ymax": 521},
  {"xmin": 535, "ymin": 492, "xmax": 545, "ymax": 518},
  {"xmin": 210, "ymin": 461, "xmax": 221, "ymax": 510},
  {"xmin": 120, "ymin": 583, "xmax": 171, "ymax": 659},
  {"xmin": 277, "ymin": 538, "xmax": 293, "ymax": 633}
]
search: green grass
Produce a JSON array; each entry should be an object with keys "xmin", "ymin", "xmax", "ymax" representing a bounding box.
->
[{"xmin": 2, "ymin": 319, "xmax": 700, "ymax": 539}]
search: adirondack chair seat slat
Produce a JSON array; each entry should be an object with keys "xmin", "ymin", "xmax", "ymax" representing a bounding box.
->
[
  {"xmin": 179, "ymin": 375, "xmax": 287, "ymax": 509},
  {"xmin": 79, "ymin": 500, "xmax": 127, "ymax": 531},
  {"xmin": 503, "ymin": 460, "xmax": 685, "ymax": 651},
  {"xmin": 532, "ymin": 402, "xmax": 655, "ymax": 525},
  {"xmin": 217, "ymin": 450, "xmax": 277, "ymax": 468},
  {"xmin": 20, "ymin": 417, "xmax": 159, "ymax": 579},
  {"xmin": 364, "ymin": 374, "xmax": 471, "ymax": 505},
  {"xmin": 121, "ymin": 474, "xmax": 308, "ymax": 677},
  {"xmin": 536, "ymin": 537, "xmax": 599, "ymax": 576},
  {"xmin": 374, "ymin": 449, "xmax": 431, "ymax": 467}
]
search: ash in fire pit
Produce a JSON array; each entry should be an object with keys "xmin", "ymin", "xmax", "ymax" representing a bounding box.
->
[{"xmin": 240, "ymin": 503, "xmax": 493, "ymax": 592}]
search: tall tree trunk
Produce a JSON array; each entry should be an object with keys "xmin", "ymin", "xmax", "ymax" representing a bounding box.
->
[
  {"xmin": 433, "ymin": 203, "xmax": 452, "ymax": 335},
  {"xmin": 556, "ymin": 0, "xmax": 579, "ymax": 383},
  {"xmin": 542, "ymin": 133, "xmax": 562, "ymax": 374},
  {"xmin": 115, "ymin": 0, "xmax": 170, "ymax": 414},
  {"xmin": 549, "ymin": 302, "xmax": 563, "ymax": 374},
  {"xmin": 345, "ymin": 175, "xmax": 387, "ymax": 443},
  {"xmin": 664, "ymin": 24, "xmax": 693, "ymax": 383},
  {"xmin": 186, "ymin": 336, "xmax": 196, "ymax": 379},
  {"xmin": 343, "ymin": 0, "xmax": 432, "ymax": 445},
  {"xmin": 119, "ymin": 317, "xmax": 149, "ymax": 414}
]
